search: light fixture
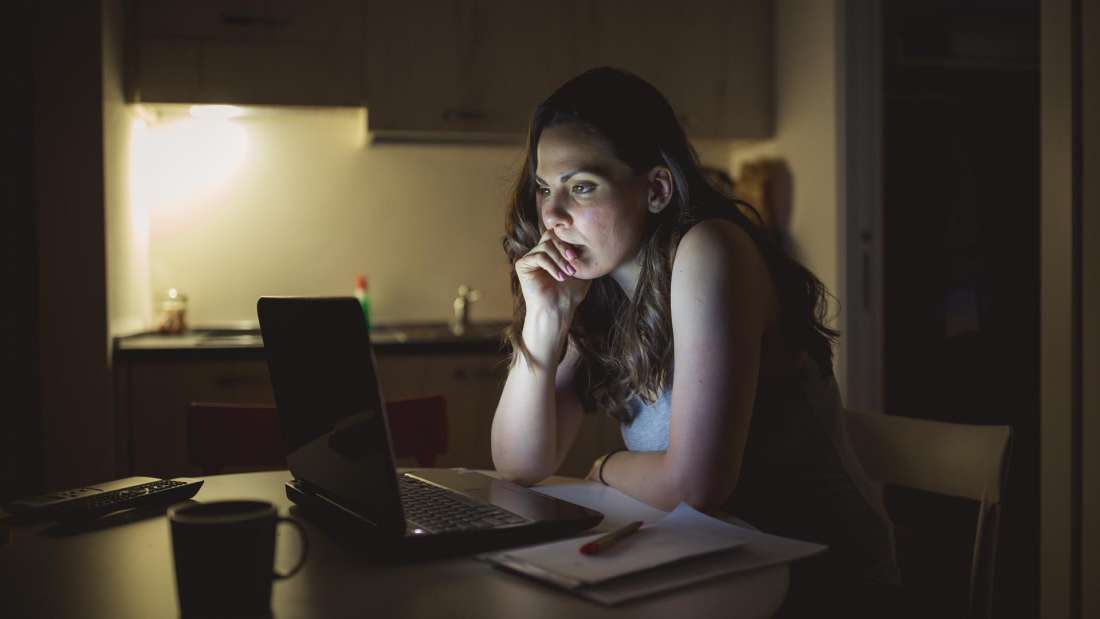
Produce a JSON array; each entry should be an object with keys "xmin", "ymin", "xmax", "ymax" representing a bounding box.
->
[{"xmin": 189, "ymin": 105, "xmax": 246, "ymax": 120}]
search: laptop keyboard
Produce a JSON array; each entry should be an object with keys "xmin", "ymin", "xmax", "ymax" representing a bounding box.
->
[{"xmin": 399, "ymin": 475, "xmax": 527, "ymax": 534}]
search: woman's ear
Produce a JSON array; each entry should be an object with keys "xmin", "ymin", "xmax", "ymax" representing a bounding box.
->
[{"xmin": 646, "ymin": 166, "xmax": 674, "ymax": 214}]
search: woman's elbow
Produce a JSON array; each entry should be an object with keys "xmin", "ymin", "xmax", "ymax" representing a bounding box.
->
[
  {"xmin": 490, "ymin": 451, "xmax": 554, "ymax": 487},
  {"xmin": 496, "ymin": 468, "xmax": 548, "ymax": 487},
  {"xmin": 679, "ymin": 475, "xmax": 738, "ymax": 513}
]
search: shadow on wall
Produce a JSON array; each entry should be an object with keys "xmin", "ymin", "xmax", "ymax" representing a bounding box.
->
[{"xmin": 705, "ymin": 159, "xmax": 802, "ymax": 262}]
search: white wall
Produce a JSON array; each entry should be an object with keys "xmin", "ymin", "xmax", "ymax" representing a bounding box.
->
[
  {"xmin": 730, "ymin": 0, "xmax": 844, "ymax": 390},
  {"xmin": 103, "ymin": 0, "xmax": 149, "ymax": 343},
  {"xmin": 129, "ymin": 108, "xmax": 519, "ymax": 327},
  {"xmin": 112, "ymin": 107, "xmax": 736, "ymax": 330}
]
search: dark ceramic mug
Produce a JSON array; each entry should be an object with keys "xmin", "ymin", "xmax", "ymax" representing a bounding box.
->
[{"xmin": 168, "ymin": 500, "xmax": 308, "ymax": 618}]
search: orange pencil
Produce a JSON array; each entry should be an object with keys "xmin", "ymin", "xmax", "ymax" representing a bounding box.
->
[{"xmin": 579, "ymin": 520, "xmax": 644, "ymax": 555}]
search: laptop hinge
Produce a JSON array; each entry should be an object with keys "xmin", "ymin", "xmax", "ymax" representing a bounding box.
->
[{"xmin": 309, "ymin": 486, "xmax": 382, "ymax": 528}]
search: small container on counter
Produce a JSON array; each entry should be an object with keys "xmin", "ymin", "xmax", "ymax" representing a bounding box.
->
[{"xmin": 156, "ymin": 288, "xmax": 189, "ymax": 334}]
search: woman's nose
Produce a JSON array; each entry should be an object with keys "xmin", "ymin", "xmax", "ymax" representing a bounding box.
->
[{"xmin": 541, "ymin": 193, "xmax": 571, "ymax": 228}]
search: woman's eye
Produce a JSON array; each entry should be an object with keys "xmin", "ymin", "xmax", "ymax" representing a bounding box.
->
[
  {"xmin": 572, "ymin": 183, "xmax": 595, "ymax": 195},
  {"xmin": 537, "ymin": 186, "xmax": 550, "ymax": 198}
]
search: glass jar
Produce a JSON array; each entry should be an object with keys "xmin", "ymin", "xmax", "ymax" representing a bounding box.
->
[{"xmin": 156, "ymin": 288, "xmax": 189, "ymax": 334}]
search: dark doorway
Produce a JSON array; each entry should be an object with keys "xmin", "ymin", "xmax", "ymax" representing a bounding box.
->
[{"xmin": 882, "ymin": 1, "xmax": 1039, "ymax": 617}]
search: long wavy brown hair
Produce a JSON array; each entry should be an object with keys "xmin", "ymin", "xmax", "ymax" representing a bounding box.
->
[{"xmin": 503, "ymin": 67, "xmax": 838, "ymax": 422}]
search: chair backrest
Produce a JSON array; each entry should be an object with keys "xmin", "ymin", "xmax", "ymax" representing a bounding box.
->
[
  {"xmin": 844, "ymin": 409, "xmax": 1012, "ymax": 619},
  {"xmin": 380, "ymin": 395, "xmax": 448, "ymax": 468},
  {"xmin": 188, "ymin": 395, "xmax": 448, "ymax": 474},
  {"xmin": 187, "ymin": 403, "xmax": 285, "ymax": 474}
]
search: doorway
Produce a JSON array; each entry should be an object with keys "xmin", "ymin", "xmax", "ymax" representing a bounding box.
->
[{"xmin": 880, "ymin": 1, "xmax": 1039, "ymax": 617}]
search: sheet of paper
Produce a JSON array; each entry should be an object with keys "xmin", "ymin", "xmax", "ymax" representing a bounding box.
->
[
  {"xmin": 483, "ymin": 501, "xmax": 828, "ymax": 605},
  {"xmin": 531, "ymin": 483, "xmax": 667, "ymax": 532},
  {"xmin": 489, "ymin": 503, "xmax": 750, "ymax": 586},
  {"xmin": 580, "ymin": 520, "xmax": 827, "ymax": 605}
]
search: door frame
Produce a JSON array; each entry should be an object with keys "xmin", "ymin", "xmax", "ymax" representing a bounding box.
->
[{"xmin": 837, "ymin": 0, "xmax": 885, "ymax": 413}]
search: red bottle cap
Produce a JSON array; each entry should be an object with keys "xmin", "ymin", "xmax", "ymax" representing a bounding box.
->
[{"xmin": 356, "ymin": 275, "xmax": 368, "ymax": 291}]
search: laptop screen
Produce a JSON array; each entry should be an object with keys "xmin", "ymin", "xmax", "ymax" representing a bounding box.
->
[{"xmin": 257, "ymin": 297, "xmax": 405, "ymax": 533}]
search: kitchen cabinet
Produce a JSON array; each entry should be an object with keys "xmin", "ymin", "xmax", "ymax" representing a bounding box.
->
[
  {"xmin": 364, "ymin": 0, "xmax": 582, "ymax": 138},
  {"xmin": 125, "ymin": 0, "xmax": 772, "ymax": 138},
  {"xmin": 364, "ymin": 0, "xmax": 772, "ymax": 139},
  {"xmin": 375, "ymin": 352, "xmax": 625, "ymax": 477},
  {"xmin": 117, "ymin": 359, "xmax": 275, "ymax": 478},
  {"xmin": 373, "ymin": 352, "xmax": 507, "ymax": 470},
  {"xmin": 126, "ymin": 0, "xmax": 364, "ymax": 105},
  {"xmin": 114, "ymin": 343, "xmax": 622, "ymax": 478},
  {"xmin": 577, "ymin": 0, "xmax": 773, "ymax": 139}
]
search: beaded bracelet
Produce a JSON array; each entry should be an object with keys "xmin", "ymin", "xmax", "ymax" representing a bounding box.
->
[{"xmin": 598, "ymin": 448, "xmax": 626, "ymax": 486}]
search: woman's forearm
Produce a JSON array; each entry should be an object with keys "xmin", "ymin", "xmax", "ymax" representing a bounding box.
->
[
  {"xmin": 490, "ymin": 313, "xmax": 572, "ymax": 484},
  {"xmin": 599, "ymin": 450, "xmax": 726, "ymax": 512},
  {"xmin": 491, "ymin": 352, "xmax": 559, "ymax": 483}
]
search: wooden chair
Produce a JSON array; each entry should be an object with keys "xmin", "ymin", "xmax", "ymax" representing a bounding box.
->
[
  {"xmin": 844, "ymin": 409, "xmax": 1012, "ymax": 619},
  {"xmin": 188, "ymin": 395, "xmax": 448, "ymax": 474}
]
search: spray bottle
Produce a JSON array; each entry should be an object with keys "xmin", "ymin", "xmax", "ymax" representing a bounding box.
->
[{"xmin": 354, "ymin": 274, "xmax": 371, "ymax": 331}]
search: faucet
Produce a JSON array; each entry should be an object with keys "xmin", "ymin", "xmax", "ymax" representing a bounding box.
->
[{"xmin": 450, "ymin": 285, "xmax": 481, "ymax": 336}]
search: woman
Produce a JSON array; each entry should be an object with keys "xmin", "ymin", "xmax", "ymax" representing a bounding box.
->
[{"xmin": 491, "ymin": 67, "xmax": 899, "ymax": 614}]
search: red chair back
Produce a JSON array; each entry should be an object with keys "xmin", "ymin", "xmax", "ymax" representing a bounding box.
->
[
  {"xmin": 187, "ymin": 403, "xmax": 284, "ymax": 474},
  {"xmin": 383, "ymin": 395, "xmax": 448, "ymax": 468},
  {"xmin": 187, "ymin": 396, "xmax": 448, "ymax": 474}
]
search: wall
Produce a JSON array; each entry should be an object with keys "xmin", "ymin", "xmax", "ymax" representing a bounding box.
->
[
  {"xmin": 1085, "ymin": 3, "xmax": 1100, "ymax": 615},
  {"xmin": 729, "ymin": 0, "xmax": 844, "ymax": 391},
  {"xmin": 1, "ymin": 0, "xmax": 42, "ymax": 501},
  {"xmin": 33, "ymin": 0, "xmax": 114, "ymax": 490},
  {"xmin": 117, "ymin": 110, "xmax": 735, "ymax": 330},
  {"xmin": 136, "ymin": 110, "xmax": 519, "ymax": 326},
  {"xmin": 1041, "ymin": 0, "xmax": 1100, "ymax": 616},
  {"xmin": 103, "ymin": 0, "xmax": 148, "ymax": 342}
]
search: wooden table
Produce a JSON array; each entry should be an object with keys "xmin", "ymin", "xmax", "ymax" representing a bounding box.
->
[{"xmin": 1, "ymin": 471, "xmax": 787, "ymax": 618}]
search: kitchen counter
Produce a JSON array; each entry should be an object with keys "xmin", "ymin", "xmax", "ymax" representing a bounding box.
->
[{"xmin": 113, "ymin": 322, "xmax": 511, "ymax": 362}]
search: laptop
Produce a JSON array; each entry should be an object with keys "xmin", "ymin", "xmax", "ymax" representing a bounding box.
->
[{"xmin": 256, "ymin": 296, "xmax": 603, "ymax": 553}]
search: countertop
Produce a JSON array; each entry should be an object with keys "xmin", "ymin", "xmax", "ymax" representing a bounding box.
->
[{"xmin": 113, "ymin": 322, "xmax": 511, "ymax": 361}]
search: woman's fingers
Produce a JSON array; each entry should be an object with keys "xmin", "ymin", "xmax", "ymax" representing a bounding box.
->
[
  {"xmin": 518, "ymin": 251, "xmax": 568, "ymax": 282},
  {"xmin": 539, "ymin": 228, "xmax": 579, "ymax": 259},
  {"xmin": 537, "ymin": 230, "xmax": 579, "ymax": 274},
  {"xmin": 521, "ymin": 235, "xmax": 576, "ymax": 280},
  {"xmin": 548, "ymin": 236, "xmax": 579, "ymax": 263}
]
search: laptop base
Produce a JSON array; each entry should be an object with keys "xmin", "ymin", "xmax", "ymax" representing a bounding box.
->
[{"xmin": 285, "ymin": 480, "xmax": 591, "ymax": 560}]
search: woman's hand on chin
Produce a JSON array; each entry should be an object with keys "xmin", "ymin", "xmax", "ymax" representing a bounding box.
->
[{"xmin": 515, "ymin": 228, "xmax": 591, "ymax": 319}]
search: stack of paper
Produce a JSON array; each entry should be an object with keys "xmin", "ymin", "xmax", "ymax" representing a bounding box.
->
[{"xmin": 480, "ymin": 486, "xmax": 827, "ymax": 606}]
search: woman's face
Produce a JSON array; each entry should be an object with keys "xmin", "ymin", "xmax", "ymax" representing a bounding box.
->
[{"xmin": 534, "ymin": 123, "xmax": 651, "ymax": 281}]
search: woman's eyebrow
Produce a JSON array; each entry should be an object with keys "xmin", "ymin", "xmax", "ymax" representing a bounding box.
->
[{"xmin": 535, "ymin": 167, "xmax": 605, "ymax": 184}]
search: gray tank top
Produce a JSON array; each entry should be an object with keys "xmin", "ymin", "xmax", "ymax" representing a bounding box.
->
[{"xmin": 621, "ymin": 360, "xmax": 899, "ymax": 586}]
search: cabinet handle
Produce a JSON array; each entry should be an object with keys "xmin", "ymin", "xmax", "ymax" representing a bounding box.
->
[
  {"xmin": 214, "ymin": 373, "xmax": 266, "ymax": 389},
  {"xmin": 442, "ymin": 108, "xmax": 488, "ymax": 122},
  {"xmin": 219, "ymin": 12, "xmax": 290, "ymax": 27}
]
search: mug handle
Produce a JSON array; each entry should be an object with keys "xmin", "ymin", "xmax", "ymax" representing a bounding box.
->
[{"xmin": 273, "ymin": 516, "xmax": 309, "ymax": 580}]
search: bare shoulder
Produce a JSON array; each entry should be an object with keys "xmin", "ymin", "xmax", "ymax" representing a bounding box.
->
[
  {"xmin": 670, "ymin": 218, "xmax": 776, "ymax": 325},
  {"xmin": 672, "ymin": 218, "xmax": 769, "ymax": 284}
]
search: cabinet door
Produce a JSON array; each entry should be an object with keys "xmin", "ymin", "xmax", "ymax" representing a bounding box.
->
[
  {"xmin": 365, "ymin": 1, "xmax": 465, "ymax": 134},
  {"xmin": 464, "ymin": 0, "xmax": 582, "ymax": 134},
  {"xmin": 365, "ymin": 0, "xmax": 580, "ymax": 136},
  {"xmin": 131, "ymin": 0, "xmax": 364, "ymax": 105},
  {"xmin": 126, "ymin": 360, "xmax": 274, "ymax": 477},
  {"xmin": 579, "ymin": 0, "xmax": 772, "ymax": 138},
  {"xmin": 374, "ymin": 352, "xmax": 507, "ymax": 469}
]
